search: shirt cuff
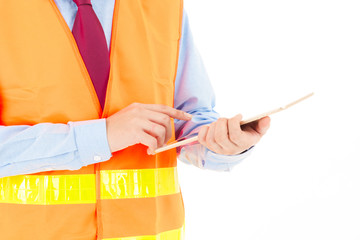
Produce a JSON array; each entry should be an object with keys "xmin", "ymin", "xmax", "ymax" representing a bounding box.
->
[
  {"xmin": 203, "ymin": 146, "xmax": 254, "ymax": 171},
  {"xmin": 69, "ymin": 119, "xmax": 112, "ymax": 166},
  {"xmin": 178, "ymin": 141, "xmax": 253, "ymax": 172}
]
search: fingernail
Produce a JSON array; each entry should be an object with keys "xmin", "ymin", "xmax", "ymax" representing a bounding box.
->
[
  {"xmin": 147, "ymin": 149, "xmax": 155, "ymax": 155},
  {"xmin": 185, "ymin": 112, "xmax": 192, "ymax": 119}
]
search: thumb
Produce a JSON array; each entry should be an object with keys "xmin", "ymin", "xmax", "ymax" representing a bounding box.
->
[{"xmin": 256, "ymin": 116, "xmax": 271, "ymax": 136}]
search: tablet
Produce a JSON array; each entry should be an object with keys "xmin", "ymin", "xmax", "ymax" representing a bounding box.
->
[{"xmin": 155, "ymin": 92, "xmax": 314, "ymax": 154}]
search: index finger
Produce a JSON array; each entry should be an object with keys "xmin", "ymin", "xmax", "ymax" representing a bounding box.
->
[{"xmin": 143, "ymin": 104, "xmax": 192, "ymax": 121}]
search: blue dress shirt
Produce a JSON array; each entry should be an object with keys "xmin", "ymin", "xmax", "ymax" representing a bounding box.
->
[{"xmin": 0, "ymin": 0, "xmax": 251, "ymax": 178}]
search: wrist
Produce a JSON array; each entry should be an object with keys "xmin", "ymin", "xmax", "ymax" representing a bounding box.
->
[{"xmin": 105, "ymin": 118, "xmax": 115, "ymax": 153}]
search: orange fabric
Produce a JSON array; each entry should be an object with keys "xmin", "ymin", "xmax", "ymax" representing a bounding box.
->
[
  {"xmin": 0, "ymin": 0, "xmax": 184, "ymax": 239},
  {"xmin": 100, "ymin": 144, "xmax": 178, "ymax": 171},
  {"xmin": 101, "ymin": 194, "xmax": 185, "ymax": 238},
  {"xmin": 0, "ymin": 1, "xmax": 101, "ymax": 125},
  {"xmin": 0, "ymin": 203, "xmax": 97, "ymax": 240}
]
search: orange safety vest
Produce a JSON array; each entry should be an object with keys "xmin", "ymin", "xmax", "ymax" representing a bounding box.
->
[{"xmin": 0, "ymin": 0, "xmax": 184, "ymax": 239}]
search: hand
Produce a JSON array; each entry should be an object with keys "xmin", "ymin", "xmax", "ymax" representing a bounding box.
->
[
  {"xmin": 106, "ymin": 103, "xmax": 192, "ymax": 154},
  {"xmin": 198, "ymin": 114, "xmax": 270, "ymax": 155}
]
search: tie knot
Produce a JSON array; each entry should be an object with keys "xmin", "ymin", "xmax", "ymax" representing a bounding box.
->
[{"xmin": 73, "ymin": 0, "xmax": 92, "ymax": 7}]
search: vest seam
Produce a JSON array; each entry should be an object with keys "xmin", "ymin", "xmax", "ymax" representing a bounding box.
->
[
  {"xmin": 96, "ymin": 1, "xmax": 122, "ymax": 238},
  {"xmin": 102, "ymin": 0, "xmax": 121, "ymax": 118},
  {"xmin": 172, "ymin": 0, "xmax": 184, "ymax": 110}
]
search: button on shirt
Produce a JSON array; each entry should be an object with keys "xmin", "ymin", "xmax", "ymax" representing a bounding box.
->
[{"xmin": 0, "ymin": 0, "xmax": 252, "ymax": 178}]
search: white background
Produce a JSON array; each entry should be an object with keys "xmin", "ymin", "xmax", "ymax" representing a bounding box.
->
[{"xmin": 177, "ymin": 1, "xmax": 360, "ymax": 239}]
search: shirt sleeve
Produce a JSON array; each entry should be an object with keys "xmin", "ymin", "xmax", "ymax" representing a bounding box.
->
[
  {"xmin": 174, "ymin": 11, "xmax": 253, "ymax": 171},
  {"xmin": 0, "ymin": 119, "xmax": 112, "ymax": 178}
]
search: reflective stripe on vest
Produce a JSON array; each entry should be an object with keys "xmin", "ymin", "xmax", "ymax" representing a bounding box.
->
[
  {"xmin": 101, "ymin": 167, "xmax": 180, "ymax": 199},
  {"xmin": 103, "ymin": 225, "xmax": 184, "ymax": 240},
  {"xmin": 0, "ymin": 167, "xmax": 179, "ymax": 205},
  {"xmin": 0, "ymin": 174, "xmax": 96, "ymax": 205}
]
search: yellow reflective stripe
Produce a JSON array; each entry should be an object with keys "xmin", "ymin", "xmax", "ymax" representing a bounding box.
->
[
  {"xmin": 0, "ymin": 167, "xmax": 180, "ymax": 205},
  {"xmin": 100, "ymin": 167, "xmax": 179, "ymax": 199},
  {"xmin": 0, "ymin": 174, "xmax": 96, "ymax": 205},
  {"xmin": 103, "ymin": 226, "xmax": 185, "ymax": 240}
]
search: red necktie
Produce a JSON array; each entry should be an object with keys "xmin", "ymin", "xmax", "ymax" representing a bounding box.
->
[{"xmin": 72, "ymin": 0, "xmax": 110, "ymax": 109}]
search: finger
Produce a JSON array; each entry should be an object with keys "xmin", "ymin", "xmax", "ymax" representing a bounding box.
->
[
  {"xmin": 136, "ymin": 131, "xmax": 158, "ymax": 155},
  {"xmin": 141, "ymin": 119, "xmax": 167, "ymax": 147},
  {"xmin": 205, "ymin": 122, "xmax": 223, "ymax": 154},
  {"xmin": 198, "ymin": 125, "xmax": 209, "ymax": 146},
  {"xmin": 256, "ymin": 116, "xmax": 271, "ymax": 135},
  {"xmin": 228, "ymin": 114, "xmax": 246, "ymax": 147},
  {"xmin": 214, "ymin": 118, "xmax": 237, "ymax": 153},
  {"xmin": 143, "ymin": 110, "xmax": 172, "ymax": 144},
  {"xmin": 143, "ymin": 104, "xmax": 192, "ymax": 121}
]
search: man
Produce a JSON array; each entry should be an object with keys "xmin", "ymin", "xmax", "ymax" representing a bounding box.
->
[{"xmin": 0, "ymin": 0, "xmax": 270, "ymax": 239}]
